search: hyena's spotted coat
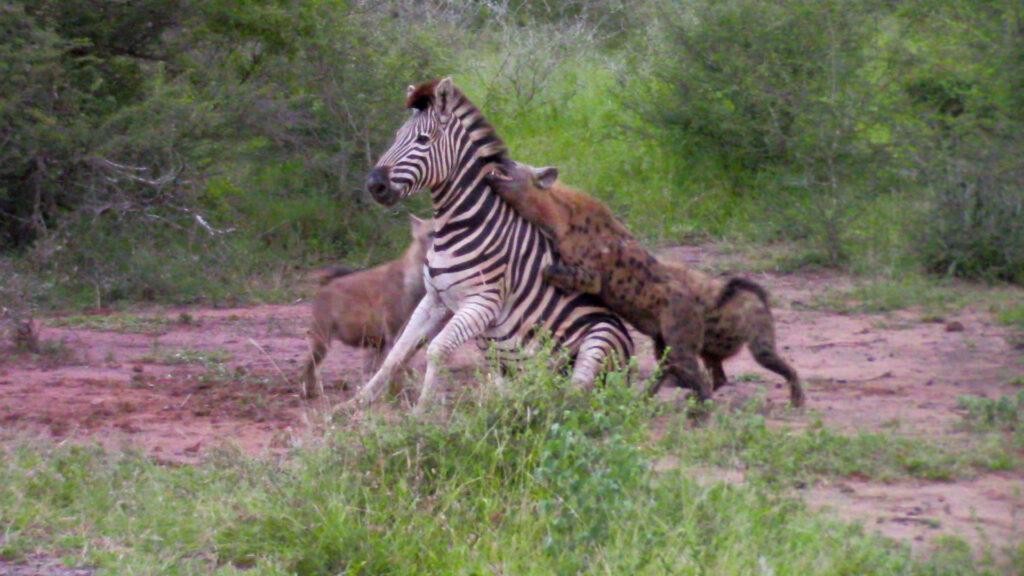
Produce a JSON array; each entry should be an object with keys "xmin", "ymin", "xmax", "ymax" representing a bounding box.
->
[{"xmin": 487, "ymin": 161, "xmax": 805, "ymax": 406}]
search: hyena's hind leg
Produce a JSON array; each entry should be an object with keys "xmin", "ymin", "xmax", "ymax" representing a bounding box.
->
[
  {"xmin": 701, "ymin": 353, "xmax": 728, "ymax": 390},
  {"xmin": 301, "ymin": 327, "xmax": 331, "ymax": 399},
  {"xmin": 363, "ymin": 343, "xmax": 387, "ymax": 375},
  {"xmin": 747, "ymin": 317, "xmax": 805, "ymax": 407}
]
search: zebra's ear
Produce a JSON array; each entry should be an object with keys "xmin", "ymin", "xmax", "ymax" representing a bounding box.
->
[
  {"xmin": 532, "ymin": 167, "xmax": 559, "ymax": 190},
  {"xmin": 434, "ymin": 77, "xmax": 456, "ymax": 124},
  {"xmin": 406, "ymin": 84, "xmax": 416, "ymax": 99}
]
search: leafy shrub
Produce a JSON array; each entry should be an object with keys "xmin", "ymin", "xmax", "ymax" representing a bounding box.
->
[
  {"xmin": 915, "ymin": 126, "xmax": 1024, "ymax": 283},
  {"xmin": 2, "ymin": 0, "xmax": 451, "ymax": 308},
  {"xmin": 630, "ymin": 0, "xmax": 900, "ymax": 265}
]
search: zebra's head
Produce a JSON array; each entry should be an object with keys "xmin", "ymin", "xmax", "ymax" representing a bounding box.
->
[{"xmin": 366, "ymin": 77, "xmax": 506, "ymax": 207}]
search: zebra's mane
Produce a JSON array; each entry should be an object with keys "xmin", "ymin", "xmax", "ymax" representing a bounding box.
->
[{"xmin": 406, "ymin": 79, "xmax": 508, "ymax": 161}]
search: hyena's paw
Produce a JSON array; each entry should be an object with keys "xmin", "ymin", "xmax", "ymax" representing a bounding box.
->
[{"xmin": 543, "ymin": 263, "xmax": 601, "ymax": 295}]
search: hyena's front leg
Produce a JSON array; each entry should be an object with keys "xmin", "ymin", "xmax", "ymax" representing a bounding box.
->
[{"xmin": 543, "ymin": 263, "xmax": 601, "ymax": 295}]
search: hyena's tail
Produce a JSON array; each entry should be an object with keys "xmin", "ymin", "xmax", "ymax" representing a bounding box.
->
[
  {"xmin": 317, "ymin": 266, "xmax": 359, "ymax": 286},
  {"xmin": 714, "ymin": 277, "xmax": 771, "ymax": 310}
]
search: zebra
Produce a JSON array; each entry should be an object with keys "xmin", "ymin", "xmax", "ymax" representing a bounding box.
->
[{"xmin": 353, "ymin": 77, "xmax": 633, "ymax": 413}]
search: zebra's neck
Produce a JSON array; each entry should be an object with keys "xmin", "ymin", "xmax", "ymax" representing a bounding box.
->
[
  {"xmin": 430, "ymin": 121, "xmax": 506, "ymax": 226},
  {"xmin": 432, "ymin": 158, "xmax": 499, "ymax": 217}
]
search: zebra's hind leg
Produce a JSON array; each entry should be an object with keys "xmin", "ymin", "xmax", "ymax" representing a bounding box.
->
[
  {"xmin": 569, "ymin": 321, "xmax": 634, "ymax": 390},
  {"xmin": 416, "ymin": 296, "xmax": 501, "ymax": 415}
]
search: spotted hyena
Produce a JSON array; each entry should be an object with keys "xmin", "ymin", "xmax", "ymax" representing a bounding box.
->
[
  {"xmin": 486, "ymin": 160, "xmax": 712, "ymax": 400},
  {"xmin": 486, "ymin": 161, "xmax": 805, "ymax": 406}
]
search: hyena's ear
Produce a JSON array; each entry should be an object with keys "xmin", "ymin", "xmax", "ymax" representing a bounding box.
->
[
  {"xmin": 532, "ymin": 166, "xmax": 559, "ymax": 190},
  {"xmin": 434, "ymin": 77, "xmax": 457, "ymax": 124}
]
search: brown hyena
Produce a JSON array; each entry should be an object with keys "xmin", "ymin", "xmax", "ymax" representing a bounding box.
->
[
  {"xmin": 486, "ymin": 160, "xmax": 712, "ymax": 401},
  {"xmin": 661, "ymin": 263, "xmax": 805, "ymax": 407},
  {"xmin": 487, "ymin": 161, "xmax": 805, "ymax": 407},
  {"xmin": 300, "ymin": 215, "xmax": 433, "ymax": 399}
]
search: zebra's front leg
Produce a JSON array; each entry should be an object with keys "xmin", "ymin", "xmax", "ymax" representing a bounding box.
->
[
  {"xmin": 354, "ymin": 290, "xmax": 448, "ymax": 407},
  {"xmin": 415, "ymin": 296, "xmax": 501, "ymax": 415}
]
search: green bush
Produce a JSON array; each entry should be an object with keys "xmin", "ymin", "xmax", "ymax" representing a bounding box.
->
[
  {"xmin": 4, "ymin": 0, "xmax": 1024, "ymax": 309},
  {"xmin": 1, "ymin": 0, "xmax": 450, "ymax": 308},
  {"xmin": 628, "ymin": 0, "xmax": 903, "ymax": 265},
  {"xmin": 915, "ymin": 127, "xmax": 1024, "ymax": 284}
]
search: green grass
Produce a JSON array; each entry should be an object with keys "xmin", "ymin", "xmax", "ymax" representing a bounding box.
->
[
  {"xmin": 139, "ymin": 346, "xmax": 233, "ymax": 366},
  {"xmin": 0, "ymin": 353, "xmax": 1011, "ymax": 575},
  {"xmin": 47, "ymin": 313, "xmax": 174, "ymax": 334},
  {"xmin": 958, "ymin": 392, "xmax": 1024, "ymax": 449},
  {"xmin": 997, "ymin": 303, "xmax": 1024, "ymax": 331},
  {"xmin": 665, "ymin": 401, "xmax": 1017, "ymax": 486},
  {"xmin": 810, "ymin": 275, "xmax": 972, "ymax": 315}
]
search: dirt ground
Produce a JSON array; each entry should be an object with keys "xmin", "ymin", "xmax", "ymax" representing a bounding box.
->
[{"xmin": 2, "ymin": 245, "xmax": 1022, "ymax": 562}]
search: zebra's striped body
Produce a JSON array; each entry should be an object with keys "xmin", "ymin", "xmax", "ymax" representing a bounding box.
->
[{"xmin": 356, "ymin": 78, "xmax": 632, "ymax": 412}]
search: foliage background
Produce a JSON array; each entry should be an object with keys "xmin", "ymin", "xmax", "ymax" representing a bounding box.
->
[{"xmin": 1, "ymin": 0, "xmax": 1021, "ymax": 313}]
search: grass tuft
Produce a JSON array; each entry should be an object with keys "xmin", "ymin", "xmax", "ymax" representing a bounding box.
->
[
  {"xmin": 664, "ymin": 400, "xmax": 1017, "ymax": 486},
  {"xmin": 811, "ymin": 276, "xmax": 970, "ymax": 315},
  {"xmin": 138, "ymin": 346, "xmax": 232, "ymax": 366},
  {"xmin": 958, "ymin": 392, "xmax": 1024, "ymax": 449},
  {"xmin": 47, "ymin": 314, "xmax": 173, "ymax": 335}
]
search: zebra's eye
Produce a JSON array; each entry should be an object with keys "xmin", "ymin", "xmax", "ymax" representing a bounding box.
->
[{"xmin": 415, "ymin": 133, "xmax": 431, "ymax": 145}]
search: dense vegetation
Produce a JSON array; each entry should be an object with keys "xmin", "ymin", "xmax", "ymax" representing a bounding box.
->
[{"xmin": 1, "ymin": 0, "xmax": 1022, "ymax": 318}]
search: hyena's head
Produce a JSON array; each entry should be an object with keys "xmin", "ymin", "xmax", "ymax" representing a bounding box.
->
[{"xmin": 485, "ymin": 159, "xmax": 559, "ymax": 198}]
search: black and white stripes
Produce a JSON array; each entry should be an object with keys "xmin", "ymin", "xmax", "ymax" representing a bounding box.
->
[{"xmin": 355, "ymin": 78, "xmax": 632, "ymax": 412}]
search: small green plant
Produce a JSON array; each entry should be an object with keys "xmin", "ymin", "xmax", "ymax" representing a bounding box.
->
[
  {"xmin": 139, "ymin": 347, "xmax": 232, "ymax": 367},
  {"xmin": 48, "ymin": 314, "xmax": 172, "ymax": 334},
  {"xmin": 997, "ymin": 303, "xmax": 1024, "ymax": 331},
  {"xmin": 18, "ymin": 338, "xmax": 77, "ymax": 366},
  {"xmin": 958, "ymin": 392, "xmax": 1024, "ymax": 448}
]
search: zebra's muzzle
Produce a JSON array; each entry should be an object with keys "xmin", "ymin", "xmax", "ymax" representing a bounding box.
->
[{"xmin": 366, "ymin": 167, "xmax": 401, "ymax": 206}]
